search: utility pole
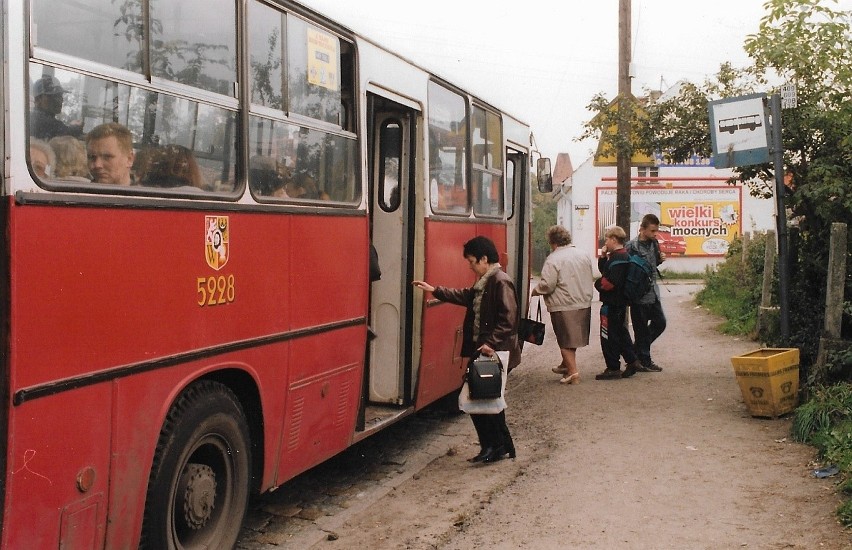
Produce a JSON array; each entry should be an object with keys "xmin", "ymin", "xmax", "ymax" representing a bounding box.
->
[
  {"xmin": 616, "ymin": 0, "xmax": 632, "ymax": 233},
  {"xmin": 769, "ymin": 94, "xmax": 790, "ymax": 341}
]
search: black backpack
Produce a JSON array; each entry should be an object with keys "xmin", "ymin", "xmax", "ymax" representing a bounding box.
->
[{"xmin": 608, "ymin": 252, "xmax": 654, "ymax": 305}]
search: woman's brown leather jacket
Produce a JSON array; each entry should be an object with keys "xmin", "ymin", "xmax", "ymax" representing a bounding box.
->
[{"xmin": 433, "ymin": 269, "xmax": 519, "ymax": 358}]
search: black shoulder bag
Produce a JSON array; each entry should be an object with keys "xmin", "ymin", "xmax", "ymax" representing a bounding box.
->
[
  {"xmin": 467, "ymin": 355, "xmax": 503, "ymax": 399},
  {"xmin": 518, "ymin": 298, "xmax": 545, "ymax": 345}
]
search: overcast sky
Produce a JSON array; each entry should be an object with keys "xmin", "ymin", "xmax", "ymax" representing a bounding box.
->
[{"xmin": 300, "ymin": 0, "xmax": 850, "ymax": 167}]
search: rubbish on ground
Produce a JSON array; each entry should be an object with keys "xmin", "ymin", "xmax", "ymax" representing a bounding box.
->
[{"xmin": 812, "ymin": 465, "xmax": 840, "ymax": 478}]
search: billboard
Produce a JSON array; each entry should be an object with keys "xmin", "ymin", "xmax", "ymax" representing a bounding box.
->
[{"xmin": 595, "ymin": 186, "xmax": 743, "ymax": 257}]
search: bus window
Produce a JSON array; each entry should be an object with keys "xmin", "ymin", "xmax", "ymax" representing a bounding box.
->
[
  {"xmin": 379, "ymin": 121, "xmax": 402, "ymax": 212},
  {"xmin": 248, "ymin": 2, "xmax": 354, "ymax": 132},
  {"xmin": 32, "ymin": 0, "xmax": 142, "ymax": 72},
  {"xmin": 27, "ymin": 62, "xmax": 238, "ymax": 193},
  {"xmin": 428, "ymin": 81, "xmax": 468, "ymax": 214},
  {"xmin": 32, "ymin": 0, "xmax": 237, "ymax": 97},
  {"xmin": 248, "ymin": 1, "xmax": 285, "ymax": 111},
  {"xmin": 248, "ymin": 116, "xmax": 358, "ymax": 204},
  {"xmin": 505, "ymin": 156, "xmax": 516, "ymax": 219},
  {"xmin": 150, "ymin": 0, "xmax": 237, "ymax": 96},
  {"xmin": 287, "ymin": 16, "xmax": 341, "ymax": 126},
  {"xmin": 471, "ymin": 106, "xmax": 503, "ymax": 217}
]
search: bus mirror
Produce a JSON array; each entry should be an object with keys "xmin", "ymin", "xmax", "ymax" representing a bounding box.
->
[{"xmin": 536, "ymin": 158, "xmax": 552, "ymax": 193}]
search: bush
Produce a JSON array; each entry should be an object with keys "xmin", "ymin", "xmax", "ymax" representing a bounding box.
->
[{"xmin": 696, "ymin": 234, "xmax": 769, "ymax": 335}]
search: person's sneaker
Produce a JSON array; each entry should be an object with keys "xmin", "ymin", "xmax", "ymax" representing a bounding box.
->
[
  {"xmin": 622, "ymin": 360, "xmax": 644, "ymax": 378},
  {"xmin": 595, "ymin": 369, "xmax": 622, "ymax": 380},
  {"xmin": 643, "ymin": 360, "xmax": 663, "ymax": 372}
]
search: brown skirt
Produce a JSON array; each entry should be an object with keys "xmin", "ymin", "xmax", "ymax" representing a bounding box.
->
[{"xmin": 550, "ymin": 308, "xmax": 591, "ymax": 349}]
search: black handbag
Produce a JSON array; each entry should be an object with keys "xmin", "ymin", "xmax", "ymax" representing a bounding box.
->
[
  {"xmin": 519, "ymin": 298, "xmax": 545, "ymax": 345},
  {"xmin": 467, "ymin": 355, "xmax": 503, "ymax": 399}
]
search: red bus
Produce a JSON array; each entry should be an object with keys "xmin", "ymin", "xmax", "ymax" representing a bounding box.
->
[{"xmin": 3, "ymin": 0, "xmax": 550, "ymax": 547}]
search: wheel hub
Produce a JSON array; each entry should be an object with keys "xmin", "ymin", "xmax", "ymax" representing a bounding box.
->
[{"xmin": 180, "ymin": 463, "xmax": 217, "ymax": 530}]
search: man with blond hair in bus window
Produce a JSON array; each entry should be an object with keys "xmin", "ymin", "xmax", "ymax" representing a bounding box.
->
[{"xmin": 86, "ymin": 122, "xmax": 136, "ymax": 185}]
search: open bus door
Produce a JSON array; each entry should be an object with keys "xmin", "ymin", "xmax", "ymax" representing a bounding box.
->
[
  {"xmin": 356, "ymin": 92, "xmax": 418, "ymax": 438},
  {"xmin": 506, "ymin": 147, "xmax": 531, "ymax": 315}
]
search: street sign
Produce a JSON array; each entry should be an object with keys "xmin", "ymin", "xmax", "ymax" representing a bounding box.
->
[
  {"xmin": 781, "ymin": 83, "xmax": 797, "ymax": 109},
  {"xmin": 708, "ymin": 93, "xmax": 770, "ymax": 169}
]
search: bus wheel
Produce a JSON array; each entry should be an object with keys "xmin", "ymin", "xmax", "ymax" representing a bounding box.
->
[{"xmin": 141, "ymin": 380, "xmax": 251, "ymax": 550}]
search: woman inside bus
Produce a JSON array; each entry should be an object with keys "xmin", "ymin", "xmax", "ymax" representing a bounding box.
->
[
  {"xmin": 139, "ymin": 144, "xmax": 205, "ymax": 189},
  {"xmin": 412, "ymin": 236, "xmax": 518, "ymax": 464},
  {"xmin": 49, "ymin": 135, "xmax": 90, "ymax": 181}
]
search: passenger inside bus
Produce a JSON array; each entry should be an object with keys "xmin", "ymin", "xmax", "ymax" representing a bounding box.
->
[
  {"xmin": 49, "ymin": 135, "xmax": 90, "ymax": 181},
  {"xmin": 284, "ymin": 172, "xmax": 308, "ymax": 199},
  {"xmin": 29, "ymin": 139, "xmax": 54, "ymax": 179},
  {"xmin": 85, "ymin": 123, "xmax": 136, "ymax": 185},
  {"xmin": 139, "ymin": 144, "xmax": 205, "ymax": 189},
  {"xmin": 29, "ymin": 75, "xmax": 83, "ymax": 141},
  {"xmin": 297, "ymin": 173, "xmax": 330, "ymax": 200},
  {"xmin": 249, "ymin": 155, "xmax": 287, "ymax": 197}
]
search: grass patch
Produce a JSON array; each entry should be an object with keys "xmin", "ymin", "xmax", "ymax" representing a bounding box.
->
[
  {"xmin": 792, "ymin": 382, "xmax": 852, "ymax": 527},
  {"xmin": 658, "ymin": 270, "xmax": 705, "ymax": 280}
]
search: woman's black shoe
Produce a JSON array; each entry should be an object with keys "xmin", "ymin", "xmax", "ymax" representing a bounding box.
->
[
  {"xmin": 482, "ymin": 446, "xmax": 507, "ymax": 463},
  {"xmin": 507, "ymin": 446, "xmax": 516, "ymax": 459},
  {"xmin": 467, "ymin": 448, "xmax": 490, "ymax": 463}
]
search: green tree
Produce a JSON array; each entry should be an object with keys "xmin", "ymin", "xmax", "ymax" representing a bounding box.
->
[
  {"xmin": 531, "ymin": 187, "xmax": 557, "ymax": 273},
  {"xmin": 582, "ymin": 0, "xmax": 852, "ymax": 363}
]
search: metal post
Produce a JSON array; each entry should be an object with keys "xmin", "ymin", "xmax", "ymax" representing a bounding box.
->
[{"xmin": 769, "ymin": 94, "xmax": 790, "ymax": 341}]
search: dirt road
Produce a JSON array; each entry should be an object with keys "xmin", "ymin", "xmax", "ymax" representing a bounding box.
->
[
  {"xmin": 238, "ymin": 284, "xmax": 852, "ymax": 550},
  {"xmin": 240, "ymin": 282, "xmax": 852, "ymax": 549}
]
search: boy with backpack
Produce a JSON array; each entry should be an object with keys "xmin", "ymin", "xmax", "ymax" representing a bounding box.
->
[
  {"xmin": 626, "ymin": 214, "xmax": 667, "ymax": 373},
  {"xmin": 593, "ymin": 226, "xmax": 644, "ymax": 380}
]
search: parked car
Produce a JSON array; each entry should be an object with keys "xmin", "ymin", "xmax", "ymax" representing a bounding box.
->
[{"xmin": 656, "ymin": 227, "xmax": 687, "ymax": 256}]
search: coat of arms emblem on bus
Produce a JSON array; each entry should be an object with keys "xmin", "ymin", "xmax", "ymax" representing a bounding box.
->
[{"xmin": 205, "ymin": 215, "xmax": 229, "ymax": 270}]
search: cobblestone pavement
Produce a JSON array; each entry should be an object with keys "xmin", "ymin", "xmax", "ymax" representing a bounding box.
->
[{"xmin": 236, "ymin": 400, "xmax": 470, "ymax": 549}]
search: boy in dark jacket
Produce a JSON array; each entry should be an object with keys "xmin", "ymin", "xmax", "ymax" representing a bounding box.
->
[{"xmin": 594, "ymin": 226, "xmax": 644, "ymax": 380}]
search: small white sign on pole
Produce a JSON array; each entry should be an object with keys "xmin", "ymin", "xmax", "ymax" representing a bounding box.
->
[{"xmin": 781, "ymin": 83, "xmax": 797, "ymax": 109}]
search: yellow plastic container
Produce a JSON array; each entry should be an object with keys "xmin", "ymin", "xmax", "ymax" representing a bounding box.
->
[{"xmin": 730, "ymin": 348, "xmax": 800, "ymax": 418}]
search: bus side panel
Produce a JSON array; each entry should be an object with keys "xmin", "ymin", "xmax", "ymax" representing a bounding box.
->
[
  {"xmin": 6, "ymin": 205, "xmax": 368, "ymax": 547},
  {"xmin": 415, "ymin": 219, "xmax": 476, "ymax": 408},
  {"xmin": 9, "ymin": 207, "xmax": 296, "ymax": 390},
  {"xmin": 3, "ymin": 388, "xmax": 112, "ymax": 549},
  {"xmin": 277, "ymin": 325, "xmax": 362, "ymax": 481},
  {"xmin": 275, "ymin": 214, "xmax": 368, "ymax": 480},
  {"xmin": 288, "ymin": 215, "xmax": 369, "ymax": 330}
]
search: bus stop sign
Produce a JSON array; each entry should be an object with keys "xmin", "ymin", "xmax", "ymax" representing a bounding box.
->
[{"xmin": 708, "ymin": 93, "xmax": 770, "ymax": 169}]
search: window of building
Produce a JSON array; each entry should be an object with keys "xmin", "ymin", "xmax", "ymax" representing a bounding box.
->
[{"xmin": 637, "ymin": 166, "xmax": 659, "ymax": 181}]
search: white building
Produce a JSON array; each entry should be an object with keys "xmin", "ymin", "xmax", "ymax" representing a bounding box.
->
[{"xmin": 554, "ymin": 154, "xmax": 777, "ymax": 274}]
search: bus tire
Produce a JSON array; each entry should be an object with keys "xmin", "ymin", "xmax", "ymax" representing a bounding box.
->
[{"xmin": 140, "ymin": 380, "xmax": 251, "ymax": 550}]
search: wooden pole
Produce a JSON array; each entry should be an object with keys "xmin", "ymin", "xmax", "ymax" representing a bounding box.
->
[
  {"xmin": 824, "ymin": 223, "xmax": 848, "ymax": 339},
  {"xmin": 770, "ymin": 94, "xmax": 790, "ymax": 341},
  {"xmin": 616, "ymin": 0, "xmax": 632, "ymax": 234}
]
